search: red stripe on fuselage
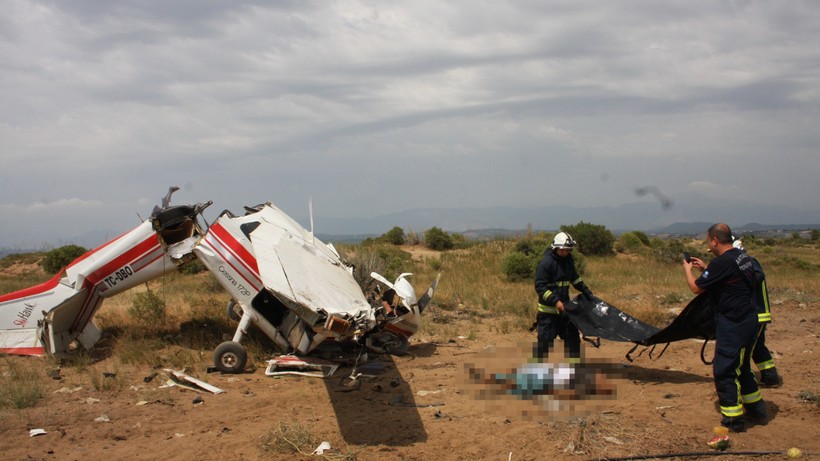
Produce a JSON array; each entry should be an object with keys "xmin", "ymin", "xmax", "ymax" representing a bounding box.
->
[
  {"xmin": 0, "ymin": 346, "xmax": 44, "ymax": 356},
  {"xmin": 70, "ymin": 235, "xmax": 162, "ymax": 333},
  {"xmin": 210, "ymin": 224, "xmax": 259, "ymax": 274},
  {"xmin": 0, "ymin": 273, "xmax": 62, "ymax": 304},
  {"xmin": 0, "ymin": 227, "xmax": 142, "ymax": 304},
  {"xmin": 207, "ymin": 224, "xmax": 261, "ymax": 290},
  {"xmin": 83, "ymin": 235, "xmax": 160, "ymax": 286}
]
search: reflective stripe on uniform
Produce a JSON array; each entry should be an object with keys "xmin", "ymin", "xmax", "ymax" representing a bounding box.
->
[
  {"xmin": 537, "ymin": 303, "xmax": 560, "ymax": 314},
  {"xmin": 541, "ymin": 290, "xmax": 553, "ymax": 302},
  {"xmin": 572, "ymin": 278, "xmax": 583, "ymax": 285},
  {"xmin": 721, "ymin": 404, "xmax": 744, "ymax": 418},
  {"xmin": 742, "ymin": 390, "xmax": 762, "ymax": 404},
  {"xmin": 756, "ymin": 359, "xmax": 776, "ymax": 371},
  {"xmin": 758, "ymin": 279, "xmax": 772, "ymax": 323}
]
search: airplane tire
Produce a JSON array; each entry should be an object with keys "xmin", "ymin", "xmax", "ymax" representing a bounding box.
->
[
  {"xmin": 214, "ymin": 341, "xmax": 247, "ymax": 374},
  {"xmin": 365, "ymin": 332, "xmax": 409, "ymax": 356},
  {"xmin": 226, "ymin": 300, "xmax": 241, "ymax": 322}
]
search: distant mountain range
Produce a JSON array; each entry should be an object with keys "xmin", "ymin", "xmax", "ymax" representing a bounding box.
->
[
  {"xmin": 2, "ymin": 198, "xmax": 818, "ymax": 255},
  {"xmin": 314, "ymin": 199, "xmax": 820, "ymax": 240}
]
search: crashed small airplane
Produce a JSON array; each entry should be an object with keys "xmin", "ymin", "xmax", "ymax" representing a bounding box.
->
[{"xmin": 0, "ymin": 187, "xmax": 439, "ymax": 373}]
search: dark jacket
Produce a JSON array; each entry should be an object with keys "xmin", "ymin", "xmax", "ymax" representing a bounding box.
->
[
  {"xmin": 534, "ymin": 250, "xmax": 592, "ymax": 314},
  {"xmin": 750, "ymin": 256, "xmax": 772, "ymax": 323}
]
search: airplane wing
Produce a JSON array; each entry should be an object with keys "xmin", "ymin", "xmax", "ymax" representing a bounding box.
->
[{"xmin": 249, "ymin": 205, "xmax": 371, "ymax": 320}]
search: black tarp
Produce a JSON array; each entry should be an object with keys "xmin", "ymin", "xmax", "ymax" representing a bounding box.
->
[
  {"xmin": 563, "ymin": 293, "xmax": 715, "ymax": 346},
  {"xmin": 562, "ymin": 295, "xmax": 660, "ymax": 343}
]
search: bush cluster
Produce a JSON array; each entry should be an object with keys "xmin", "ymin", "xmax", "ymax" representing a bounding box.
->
[
  {"xmin": 560, "ymin": 222, "xmax": 615, "ymax": 256},
  {"xmin": 424, "ymin": 227, "xmax": 454, "ymax": 251},
  {"xmin": 40, "ymin": 244, "xmax": 88, "ymax": 274},
  {"xmin": 382, "ymin": 226, "xmax": 406, "ymax": 245},
  {"xmin": 500, "ymin": 232, "xmax": 593, "ymax": 282},
  {"xmin": 128, "ymin": 291, "xmax": 167, "ymax": 328}
]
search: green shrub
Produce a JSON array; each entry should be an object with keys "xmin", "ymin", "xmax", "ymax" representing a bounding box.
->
[
  {"xmin": 513, "ymin": 237, "xmax": 551, "ymax": 257},
  {"xmin": 560, "ymin": 222, "xmax": 615, "ymax": 256},
  {"xmin": 179, "ymin": 259, "xmax": 207, "ymax": 274},
  {"xmin": 632, "ymin": 231, "xmax": 651, "ymax": 246},
  {"xmin": 651, "ymin": 238, "xmax": 703, "ymax": 264},
  {"xmin": 425, "ymin": 227, "xmax": 454, "ymax": 251},
  {"xmin": 572, "ymin": 251, "xmax": 587, "ymax": 276},
  {"xmin": 450, "ymin": 232, "xmax": 470, "ymax": 249},
  {"xmin": 128, "ymin": 291, "xmax": 167, "ymax": 328},
  {"xmin": 501, "ymin": 252, "xmax": 536, "ymax": 282},
  {"xmin": 41, "ymin": 244, "xmax": 88, "ymax": 274},
  {"xmin": 428, "ymin": 258, "xmax": 443, "ymax": 271},
  {"xmin": 615, "ymin": 232, "xmax": 645, "ymax": 254},
  {"xmin": 382, "ymin": 226, "xmax": 406, "ymax": 245}
]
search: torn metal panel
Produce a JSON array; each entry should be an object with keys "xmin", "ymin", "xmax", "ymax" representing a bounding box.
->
[
  {"xmin": 251, "ymin": 206, "xmax": 372, "ymax": 319},
  {"xmin": 265, "ymin": 355, "xmax": 340, "ymax": 378},
  {"xmin": 162, "ymin": 369, "xmax": 225, "ymax": 394}
]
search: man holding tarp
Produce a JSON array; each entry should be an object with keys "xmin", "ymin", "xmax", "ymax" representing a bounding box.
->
[{"xmin": 533, "ymin": 232, "xmax": 594, "ymax": 362}]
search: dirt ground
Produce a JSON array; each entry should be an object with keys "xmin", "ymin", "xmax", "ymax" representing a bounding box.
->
[{"xmin": 2, "ymin": 297, "xmax": 818, "ymax": 461}]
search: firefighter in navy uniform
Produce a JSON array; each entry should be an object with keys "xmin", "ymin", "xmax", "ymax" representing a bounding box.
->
[
  {"xmin": 533, "ymin": 232, "xmax": 594, "ymax": 362},
  {"xmin": 733, "ymin": 238, "xmax": 782, "ymax": 387},
  {"xmin": 684, "ymin": 224, "xmax": 767, "ymax": 433}
]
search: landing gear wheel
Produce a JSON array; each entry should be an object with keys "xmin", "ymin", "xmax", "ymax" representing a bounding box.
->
[
  {"xmin": 226, "ymin": 300, "xmax": 241, "ymax": 322},
  {"xmin": 213, "ymin": 341, "xmax": 247, "ymax": 374},
  {"xmin": 365, "ymin": 332, "xmax": 409, "ymax": 356}
]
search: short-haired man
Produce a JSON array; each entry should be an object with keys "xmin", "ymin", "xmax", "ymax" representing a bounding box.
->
[{"xmin": 683, "ymin": 223, "xmax": 766, "ymax": 432}]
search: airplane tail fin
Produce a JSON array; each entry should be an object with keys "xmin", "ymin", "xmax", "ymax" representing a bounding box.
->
[{"xmin": 418, "ymin": 273, "xmax": 441, "ymax": 314}]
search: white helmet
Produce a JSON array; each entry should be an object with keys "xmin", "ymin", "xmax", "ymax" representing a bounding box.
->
[
  {"xmin": 732, "ymin": 237, "xmax": 744, "ymax": 250},
  {"xmin": 552, "ymin": 231, "xmax": 576, "ymax": 250}
]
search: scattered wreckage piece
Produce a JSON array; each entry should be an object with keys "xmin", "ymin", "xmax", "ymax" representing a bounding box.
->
[
  {"xmin": 265, "ymin": 355, "xmax": 340, "ymax": 378},
  {"xmin": 160, "ymin": 368, "xmax": 225, "ymax": 394}
]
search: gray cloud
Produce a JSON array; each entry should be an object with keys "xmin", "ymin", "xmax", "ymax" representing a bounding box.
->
[{"xmin": 2, "ymin": 0, "xmax": 819, "ymax": 248}]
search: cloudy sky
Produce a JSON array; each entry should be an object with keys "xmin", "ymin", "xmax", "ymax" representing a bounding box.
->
[{"xmin": 2, "ymin": 0, "xmax": 819, "ymax": 248}]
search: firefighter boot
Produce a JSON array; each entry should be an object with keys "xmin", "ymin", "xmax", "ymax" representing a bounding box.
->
[
  {"xmin": 720, "ymin": 416, "xmax": 746, "ymax": 433},
  {"xmin": 760, "ymin": 369, "xmax": 782, "ymax": 388},
  {"xmin": 745, "ymin": 400, "xmax": 768, "ymax": 425}
]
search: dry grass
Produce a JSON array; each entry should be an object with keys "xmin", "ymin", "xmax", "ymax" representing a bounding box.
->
[
  {"xmin": 1, "ymin": 239, "xmax": 818, "ymax": 412},
  {"xmin": 258, "ymin": 420, "xmax": 359, "ymax": 460},
  {"xmin": 0, "ymin": 357, "xmax": 46, "ymax": 410}
]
